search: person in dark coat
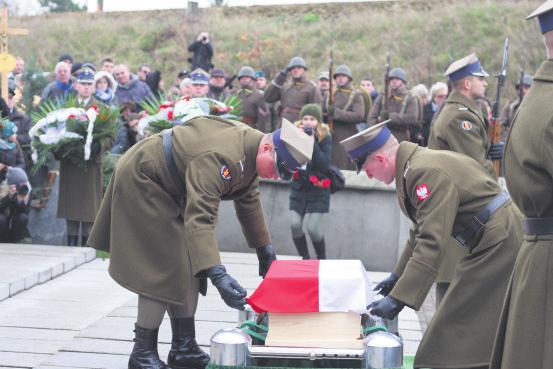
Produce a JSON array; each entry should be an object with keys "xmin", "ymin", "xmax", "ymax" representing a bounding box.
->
[
  {"xmin": 111, "ymin": 113, "xmax": 140, "ymax": 155},
  {"xmin": 187, "ymin": 32, "xmax": 214, "ymax": 72},
  {"xmin": 421, "ymin": 82, "xmax": 448, "ymax": 147},
  {"xmin": 0, "ymin": 167, "xmax": 30, "ymax": 243},
  {"xmin": 145, "ymin": 70, "xmax": 163, "ymax": 100},
  {"xmin": 0, "ymin": 120, "xmax": 25, "ymax": 183},
  {"xmin": 289, "ymin": 104, "xmax": 332, "ymax": 260}
]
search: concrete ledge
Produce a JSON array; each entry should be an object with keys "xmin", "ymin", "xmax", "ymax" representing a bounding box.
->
[{"xmin": 0, "ymin": 244, "xmax": 96, "ymax": 301}]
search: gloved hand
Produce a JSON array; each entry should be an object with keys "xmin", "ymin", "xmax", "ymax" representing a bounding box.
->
[
  {"xmin": 488, "ymin": 142, "xmax": 505, "ymax": 160},
  {"xmin": 303, "ymin": 127, "xmax": 314, "ymax": 136},
  {"xmin": 256, "ymin": 244, "xmax": 277, "ymax": 278},
  {"xmin": 91, "ymin": 141, "xmax": 101, "ymax": 156},
  {"xmin": 380, "ymin": 111, "xmax": 390, "ymax": 121},
  {"xmin": 206, "ymin": 265, "xmax": 247, "ymax": 310},
  {"xmin": 367, "ymin": 295, "xmax": 405, "ymax": 320},
  {"xmin": 327, "ymin": 105, "xmax": 335, "ymax": 117},
  {"xmin": 274, "ymin": 69, "xmax": 288, "ymax": 85},
  {"xmin": 373, "ymin": 273, "xmax": 399, "ymax": 296}
]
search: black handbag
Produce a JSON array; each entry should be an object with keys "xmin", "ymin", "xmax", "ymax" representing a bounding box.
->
[{"xmin": 328, "ymin": 165, "xmax": 345, "ymax": 194}]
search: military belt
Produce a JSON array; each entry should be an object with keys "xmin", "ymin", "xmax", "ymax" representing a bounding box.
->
[
  {"xmin": 162, "ymin": 129, "xmax": 187, "ymax": 198},
  {"xmin": 453, "ymin": 191, "xmax": 510, "ymax": 248},
  {"xmin": 522, "ymin": 217, "xmax": 553, "ymax": 235}
]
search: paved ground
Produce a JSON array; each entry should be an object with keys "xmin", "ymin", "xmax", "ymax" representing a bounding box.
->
[{"xmin": 0, "ymin": 246, "xmax": 428, "ymax": 369}]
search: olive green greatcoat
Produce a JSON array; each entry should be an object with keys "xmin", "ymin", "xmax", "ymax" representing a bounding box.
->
[
  {"xmin": 389, "ymin": 142, "xmax": 522, "ymax": 369},
  {"xmin": 428, "ymin": 90, "xmax": 498, "ymax": 284},
  {"xmin": 322, "ymin": 82, "xmax": 365, "ymax": 170},
  {"xmin": 235, "ymin": 84, "xmax": 269, "ymax": 132},
  {"xmin": 264, "ymin": 74, "xmax": 322, "ymax": 124},
  {"xmin": 88, "ymin": 117, "xmax": 271, "ymax": 305},
  {"xmin": 490, "ymin": 60, "xmax": 553, "ymax": 369},
  {"xmin": 367, "ymin": 85, "xmax": 420, "ymax": 142},
  {"xmin": 56, "ymin": 98, "xmax": 112, "ymax": 222}
]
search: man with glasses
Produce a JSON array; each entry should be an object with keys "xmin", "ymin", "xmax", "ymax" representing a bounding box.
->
[{"xmin": 88, "ymin": 117, "xmax": 314, "ymax": 369}]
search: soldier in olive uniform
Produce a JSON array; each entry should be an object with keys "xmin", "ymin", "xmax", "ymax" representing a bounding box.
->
[
  {"xmin": 341, "ymin": 123, "xmax": 522, "ymax": 369},
  {"xmin": 499, "ymin": 73, "xmax": 533, "ymax": 141},
  {"xmin": 56, "ymin": 67, "xmax": 112, "ymax": 246},
  {"xmin": 88, "ymin": 115, "xmax": 314, "ymax": 369},
  {"xmin": 428, "ymin": 54, "xmax": 505, "ymax": 304},
  {"xmin": 322, "ymin": 64, "xmax": 365, "ymax": 170},
  {"xmin": 234, "ymin": 66, "xmax": 269, "ymax": 132},
  {"xmin": 264, "ymin": 56, "xmax": 322, "ymax": 125},
  {"xmin": 367, "ymin": 67, "xmax": 420, "ymax": 142},
  {"xmin": 491, "ymin": 2, "xmax": 553, "ymax": 367}
]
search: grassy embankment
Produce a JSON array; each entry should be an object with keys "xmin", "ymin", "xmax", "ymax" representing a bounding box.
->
[{"xmin": 10, "ymin": 0, "xmax": 545, "ymax": 100}]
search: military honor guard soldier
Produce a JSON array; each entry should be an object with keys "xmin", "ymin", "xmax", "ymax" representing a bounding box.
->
[
  {"xmin": 341, "ymin": 123, "xmax": 522, "ymax": 369},
  {"xmin": 88, "ymin": 116, "xmax": 314, "ymax": 369},
  {"xmin": 490, "ymin": 1, "xmax": 553, "ymax": 367}
]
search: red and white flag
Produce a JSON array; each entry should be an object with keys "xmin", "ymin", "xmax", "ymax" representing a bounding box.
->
[{"xmin": 247, "ymin": 260, "xmax": 370, "ymax": 314}]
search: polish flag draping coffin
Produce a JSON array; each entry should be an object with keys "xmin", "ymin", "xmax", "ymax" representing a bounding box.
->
[{"xmin": 246, "ymin": 260, "xmax": 371, "ymax": 349}]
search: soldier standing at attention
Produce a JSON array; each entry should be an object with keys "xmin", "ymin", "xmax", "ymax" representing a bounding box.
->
[
  {"xmin": 341, "ymin": 123, "xmax": 522, "ymax": 369},
  {"xmin": 264, "ymin": 56, "xmax": 322, "ymax": 126},
  {"xmin": 499, "ymin": 73, "xmax": 533, "ymax": 141},
  {"xmin": 322, "ymin": 64, "xmax": 366, "ymax": 170},
  {"xmin": 367, "ymin": 68, "xmax": 419, "ymax": 142},
  {"xmin": 490, "ymin": 1, "xmax": 553, "ymax": 367},
  {"xmin": 234, "ymin": 66, "xmax": 269, "ymax": 132},
  {"xmin": 88, "ymin": 113, "xmax": 314, "ymax": 369},
  {"xmin": 428, "ymin": 54, "xmax": 504, "ymax": 304}
]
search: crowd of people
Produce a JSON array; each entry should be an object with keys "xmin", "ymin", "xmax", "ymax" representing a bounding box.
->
[{"xmin": 0, "ymin": 9, "xmax": 550, "ymax": 368}]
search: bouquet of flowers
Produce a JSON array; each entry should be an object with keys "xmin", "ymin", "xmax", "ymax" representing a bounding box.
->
[
  {"xmin": 138, "ymin": 95, "xmax": 242, "ymax": 136},
  {"xmin": 29, "ymin": 99, "xmax": 118, "ymax": 173}
]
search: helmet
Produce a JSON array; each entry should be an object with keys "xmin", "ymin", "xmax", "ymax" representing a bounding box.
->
[
  {"xmin": 238, "ymin": 66, "xmax": 256, "ymax": 79},
  {"xmin": 333, "ymin": 64, "xmax": 352, "ymax": 79},
  {"xmin": 388, "ymin": 67, "xmax": 407, "ymax": 83},
  {"xmin": 287, "ymin": 56, "xmax": 307, "ymax": 70}
]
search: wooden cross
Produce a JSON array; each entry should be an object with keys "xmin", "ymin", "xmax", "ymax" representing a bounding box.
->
[{"xmin": 0, "ymin": 7, "xmax": 28, "ymax": 99}]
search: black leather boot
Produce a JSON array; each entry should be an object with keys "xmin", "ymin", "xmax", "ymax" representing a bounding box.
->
[
  {"xmin": 293, "ymin": 235, "xmax": 310, "ymax": 259},
  {"xmin": 128, "ymin": 324, "xmax": 169, "ymax": 369},
  {"xmin": 67, "ymin": 235, "xmax": 79, "ymax": 246},
  {"xmin": 313, "ymin": 238, "xmax": 326, "ymax": 259},
  {"xmin": 81, "ymin": 235, "xmax": 89, "ymax": 247},
  {"xmin": 167, "ymin": 317, "xmax": 210, "ymax": 369}
]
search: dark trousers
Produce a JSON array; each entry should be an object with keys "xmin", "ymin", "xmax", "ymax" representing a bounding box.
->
[{"xmin": 0, "ymin": 213, "xmax": 29, "ymax": 242}]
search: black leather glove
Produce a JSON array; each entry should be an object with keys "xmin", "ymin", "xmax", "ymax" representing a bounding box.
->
[
  {"xmin": 256, "ymin": 244, "xmax": 276, "ymax": 278},
  {"xmin": 274, "ymin": 69, "xmax": 288, "ymax": 85},
  {"xmin": 90, "ymin": 141, "xmax": 101, "ymax": 156},
  {"xmin": 206, "ymin": 265, "xmax": 247, "ymax": 310},
  {"xmin": 373, "ymin": 273, "xmax": 399, "ymax": 296},
  {"xmin": 367, "ymin": 295, "xmax": 405, "ymax": 320},
  {"xmin": 380, "ymin": 111, "xmax": 390, "ymax": 121},
  {"xmin": 488, "ymin": 142, "xmax": 505, "ymax": 160}
]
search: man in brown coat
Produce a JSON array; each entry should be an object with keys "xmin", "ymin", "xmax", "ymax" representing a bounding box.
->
[
  {"xmin": 234, "ymin": 66, "xmax": 269, "ymax": 132},
  {"xmin": 491, "ymin": 2, "xmax": 553, "ymax": 367},
  {"xmin": 89, "ymin": 115, "xmax": 313, "ymax": 369},
  {"xmin": 341, "ymin": 123, "xmax": 522, "ymax": 369},
  {"xmin": 56, "ymin": 67, "xmax": 111, "ymax": 246},
  {"xmin": 323, "ymin": 64, "xmax": 366, "ymax": 170},
  {"xmin": 264, "ymin": 56, "xmax": 322, "ymax": 125},
  {"xmin": 367, "ymin": 67, "xmax": 420, "ymax": 142}
]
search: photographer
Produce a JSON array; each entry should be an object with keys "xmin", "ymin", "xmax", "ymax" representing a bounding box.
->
[
  {"xmin": 187, "ymin": 32, "xmax": 214, "ymax": 72},
  {"xmin": 0, "ymin": 167, "xmax": 30, "ymax": 243}
]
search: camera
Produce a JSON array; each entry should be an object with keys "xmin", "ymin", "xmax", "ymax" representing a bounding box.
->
[
  {"xmin": 16, "ymin": 183, "xmax": 29, "ymax": 196},
  {"xmin": 303, "ymin": 127, "xmax": 314, "ymax": 136},
  {"xmin": 202, "ymin": 36, "xmax": 208, "ymax": 41}
]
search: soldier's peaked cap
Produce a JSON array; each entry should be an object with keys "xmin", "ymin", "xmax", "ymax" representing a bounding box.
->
[
  {"xmin": 444, "ymin": 53, "xmax": 489, "ymax": 82},
  {"xmin": 190, "ymin": 68, "xmax": 209, "ymax": 85},
  {"xmin": 527, "ymin": 0, "xmax": 553, "ymax": 33},
  {"xmin": 272, "ymin": 119, "xmax": 314, "ymax": 173},
  {"xmin": 340, "ymin": 121, "xmax": 392, "ymax": 173}
]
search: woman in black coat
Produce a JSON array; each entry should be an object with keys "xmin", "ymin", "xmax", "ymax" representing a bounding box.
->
[{"xmin": 289, "ymin": 104, "xmax": 332, "ymax": 259}]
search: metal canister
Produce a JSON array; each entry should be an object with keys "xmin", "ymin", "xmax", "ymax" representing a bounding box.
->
[
  {"xmin": 363, "ymin": 313, "xmax": 399, "ymax": 336},
  {"xmin": 364, "ymin": 331, "xmax": 403, "ymax": 369},
  {"xmin": 237, "ymin": 305, "xmax": 258, "ymax": 325},
  {"xmin": 210, "ymin": 328, "xmax": 251, "ymax": 367}
]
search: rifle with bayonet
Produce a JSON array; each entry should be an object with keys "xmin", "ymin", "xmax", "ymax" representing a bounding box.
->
[
  {"xmin": 489, "ymin": 37, "xmax": 509, "ymax": 177},
  {"xmin": 328, "ymin": 45, "xmax": 334, "ymax": 131},
  {"xmin": 380, "ymin": 53, "xmax": 391, "ymax": 122}
]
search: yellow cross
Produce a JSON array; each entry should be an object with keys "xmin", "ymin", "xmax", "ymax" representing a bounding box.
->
[{"xmin": 0, "ymin": 7, "xmax": 29, "ymax": 99}]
